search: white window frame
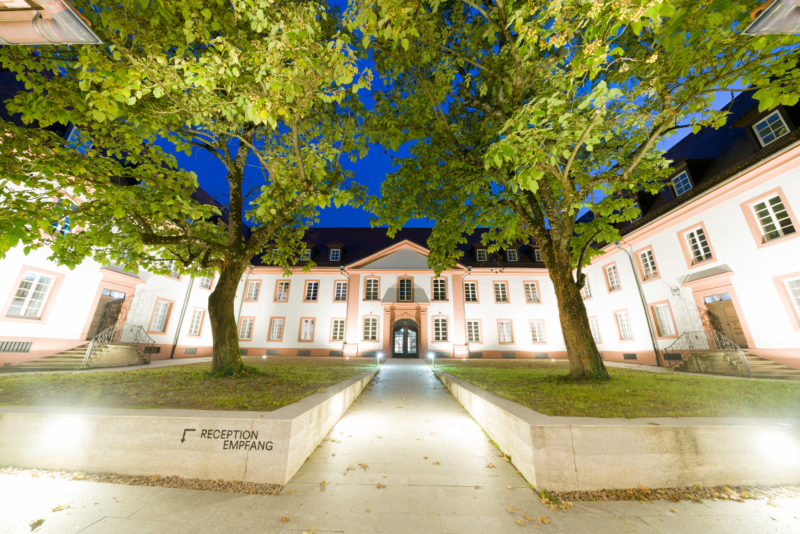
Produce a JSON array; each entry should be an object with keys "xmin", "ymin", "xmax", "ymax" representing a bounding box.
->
[
  {"xmin": 534, "ymin": 248, "xmax": 542, "ymax": 262},
  {"xmin": 268, "ymin": 318, "xmax": 285, "ymax": 341},
  {"xmin": 639, "ymin": 250, "xmax": 658, "ymax": 280},
  {"xmin": 149, "ymin": 300, "xmax": 171, "ymax": 333},
  {"xmin": 686, "ymin": 227, "xmax": 713, "ymax": 264},
  {"xmin": 6, "ymin": 272, "xmax": 54, "ymax": 319},
  {"xmin": 245, "ymin": 280, "xmax": 260, "ymax": 301},
  {"xmin": 466, "ymin": 320, "xmax": 481, "ymax": 343},
  {"xmin": 300, "ymin": 248, "xmax": 311, "ymax": 261},
  {"xmin": 334, "ymin": 281, "xmax": 348, "ymax": 302},
  {"xmin": 433, "ymin": 317, "xmax": 448, "ymax": 342},
  {"xmin": 464, "ymin": 281, "xmax": 478, "ymax": 302},
  {"xmin": 752, "ymin": 195, "xmax": 795, "ymax": 242},
  {"xmin": 187, "ymin": 309, "xmax": 204, "ymax": 336},
  {"xmin": 494, "ymin": 282, "xmax": 509, "ymax": 303},
  {"xmin": 498, "ymin": 319, "xmax": 513, "ymax": 343},
  {"xmin": 329, "ymin": 248, "xmax": 341, "ymax": 261},
  {"xmin": 581, "ymin": 277, "xmax": 592, "ymax": 299},
  {"xmin": 606, "ymin": 265, "xmax": 621, "ymax": 291},
  {"xmin": 529, "ymin": 319, "xmax": 545, "ymax": 343},
  {"xmin": 652, "ymin": 303, "xmax": 676, "ymax": 337},
  {"xmin": 476, "ymin": 248, "xmax": 488, "ymax": 262},
  {"xmin": 432, "ymin": 278, "xmax": 447, "ymax": 301},
  {"xmin": 299, "ymin": 318, "xmax": 315, "ymax": 341},
  {"xmin": 616, "ymin": 311, "xmax": 633, "ymax": 340},
  {"xmin": 589, "ymin": 317, "xmax": 601, "ymax": 343},
  {"xmin": 198, "ymin": 276, "xmax": 212, "ymax": 289},
  {"xmin": 304, "ymin": 281, "xmax": 319, "ymax": 302},
  {"xmin": 398, "ymin": 278, "xmax": 413, "ymax": 302},
  {"xmin": 238, "ymin": 317, "xmax": 254, "ymax": 340},
  {"xmin": 506, "ymin": 249, "xmax": 518, "ymax": 262},
  {"xmin": 363, "ymin": 316, "xmax": 378, "ymax": 341},
  {"xmin": 671, "ymin": 170, "xmax": 693, "ymax": 196},
  {"xmin": 331, "ymin": 318, "xmax": 345, "ymax": 341},
  {"xmin": 365, "ymin": 278, "xmax": 380, "ymax": 301},
  {"xmin": 275, "ymin": 280, "xmax": 290, "ymax": 302},
  {"xmin": 787, "ymin": 279, "xmax": 800, "ymax": 316},
  {"xmin": 524, "ymin": 282, "xmax": 540, "ymax": 303},
  {"xmin": 753, "ymin": 110, "xmax": 790, "ymax": 147}
]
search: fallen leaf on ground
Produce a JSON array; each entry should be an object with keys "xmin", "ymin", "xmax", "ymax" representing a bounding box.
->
[
  {"xmin": 359, "ymin": 463, "xmax": 368, "ymax": 468},
  {"xmin": 287, "ymin": 489, "xmax": 296, "ymax": 494},
  {"xmin": 433, "ymin": 461, "xmax": 441, "ymax": 466},
  {"xmin": 376, "ymin": 483, "xmax": 386, "ymax": 489},
  {"xmin": 516, "ymin": 519, "xmax": 526, "ymax": 525},
  {"xmin": 149, "ymin": 475, "xmax": 159, "ymax": 481},
  {"xmin": 29, "ymin": 519, "xmax": 44, "ymax": 531},
  {"xmin": 51, "ymin": 505, "xmax": 70, "ymax": 512},
  {"xmin": 648, "ymin": 422, "xmax": 660, "ymax": 426},
  {"xmin": 487, "ymin": 463, "xmax": 496, "ymax": 468},
  {"xmin": 669, "ymin": 508, "xmax": 677, "ymax": 513},
  {"xmin": 319, "ymin": 481, "xmax": 326, "ymax": 486},
  {"xmin": 280, "ymin": 515, "xmax": 289, "ymax": 522},
  {"xmin": 506, "ymin": 507, "xmax": 514, "ymax": 512},
  {"xmin": 376, "ymin": 436, "xmax": 382, "ymax": 439},
  {"xmin": 424, "ymin": 456, "xmax": 428, "ymax": 460},
  {"xmin": 507, "ymin": 485, "xmax": 514, "ymax": 490},
  {"xmin": 538, "ymin": 516, "xmax": 550, "ymax": 524},
  {"xmin": 474, "ymin": 485, "xmax": 481, "ymax": 489}
]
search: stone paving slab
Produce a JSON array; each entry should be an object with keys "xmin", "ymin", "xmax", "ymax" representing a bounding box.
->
[{"xmin": 1, "ymin": 359, "xmax": 798, "ymax": 533}]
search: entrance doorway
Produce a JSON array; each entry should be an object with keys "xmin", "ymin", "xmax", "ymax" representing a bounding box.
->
[
  {"xmin": 86, "ymin": 288, "xmax": 126, "ymax": 339},
  {"xmin": 392, "ymin": 319, "xmax": 418, "ymax": 358},
  {"xmin": 703, "ymin": 292, "xmax": 748, "ymax": 348}
]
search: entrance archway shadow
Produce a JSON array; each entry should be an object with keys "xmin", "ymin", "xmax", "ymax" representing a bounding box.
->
[{"xmin": 392, "ymin": 319, "xmax": 418, "ymax": 358}]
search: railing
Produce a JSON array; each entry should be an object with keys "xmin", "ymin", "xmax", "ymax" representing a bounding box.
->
[
  {"xmin": 661, "ymin": 330, "xmax": 750, "ymax": 377},
  {"xmin": 82, "ymin": 324, "xmax": 155, "ymax": 367}
]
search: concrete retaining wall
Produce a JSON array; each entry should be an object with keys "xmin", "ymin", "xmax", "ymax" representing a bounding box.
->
[
  {"xmin": 437, "ymin": 371, "xmax": 800, "ymax": 491},
  {"xmin": 0, "ymin": 370, "xmax": 376, "ymax": 485}
]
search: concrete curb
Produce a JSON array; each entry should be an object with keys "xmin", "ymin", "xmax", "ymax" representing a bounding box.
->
[
  {"xmin": 436, "ymin": 370, "xmax": 800, "ymax": 491},
  {"xmin": 0, "ymin": 369, "xmax": 377, "ymax": 485}
]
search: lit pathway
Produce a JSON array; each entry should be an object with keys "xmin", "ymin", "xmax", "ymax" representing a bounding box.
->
[{"xmin": 1, "ymin": 359, "xmax": 798, "ymax": 533}]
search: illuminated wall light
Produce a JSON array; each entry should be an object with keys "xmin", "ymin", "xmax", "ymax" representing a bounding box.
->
[
  {"xmin": 756, "ymin": 428, "xmax": 800, "ymax": 466},
  {"xmin": 41, "ymin": 414, "xmax": 87, "ymax": 450}
]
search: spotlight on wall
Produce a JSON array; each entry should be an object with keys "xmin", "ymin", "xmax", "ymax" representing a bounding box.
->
[{"xmin": 670, "ymin": 286, "xmax": 681, "ymax": 297}]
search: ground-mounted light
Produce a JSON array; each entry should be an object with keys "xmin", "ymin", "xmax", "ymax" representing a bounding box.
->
[
  {"xmin": 744, "ymin": 0, "xmax": 800, "ymax": 35},
  {"xmin": 376, "ymin": 351, "xmax": 384, "ymax": 364},
  {"xmin": 0, "ymin": 0, "xmax": 102, "ymax": 45},
  {"xmin": 262, "ymin": 354, "xmax": 267, "ymax": 360}
]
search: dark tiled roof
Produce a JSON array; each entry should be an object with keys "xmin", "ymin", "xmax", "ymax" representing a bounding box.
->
[{"xmin": 252, "ymin": 227, "xmax": 545, "ymax": 269}]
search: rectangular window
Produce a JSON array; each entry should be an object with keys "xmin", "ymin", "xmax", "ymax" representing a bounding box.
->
[
  {"xmin": 639, "ymin": 250, "xmax": 658, "ymax": 281},
  {"xmin": 529, "ymin": 320, "xmax": 545, "ymax": 343},
  {"xmin": 524, "ymin": 282, "xmax": 540, "ymax": 303},
  {"xmin": 788, "ymin": 279, "xmax": 800, "ymax": 315},
  {"xmin": 304, "ymin": 281, "xmax": 319, "ymax": 302},
  {"xmin": 506, "ymin": 249, "xmax": 518, "ymax": 262},
  {"xmin": 363, "ymin": 317, "xmax": 378, "ymax": 341},
  {"xmin": 606, "ymin": 265, "xmax": 621, "ymax": 291},
  {"xmin": 149, "ymin": 300, "xmax": 172, "ymax": 333},
  {"xmin": 589, "ymin": 317, "xmax": 601, "ymax": 343},
  {"xmin": 187, "ymin": 309, "xmax": 204, "ymax": 336},
  {"xmin": 198, "ymin": 276, "xmax": 212, "ymax": 289},
  {"xmin": 753, "ymin": 111, "xmax": 789, "ymax": 146},
  {"xmin": 686, "ymin": 228, "xmax": 713, "ymax": 264},
  {"xmin": 652, "ymin": 303, "xmax": 676, "ymax": 337},
  {"xmin": 300, "ymin": 248, "xmax": 311, "ymax": 261},
  {"xmin": 268, "ymin": 318, "xmax": 285, "ymax": 341},
  {"xmin": 245, "ymin": 281, "xmax": 260, "ymax": 301},
  {"xmin": 364, "ymin": 278, "xmax": 380, "ymax": 300},
  {"xmin": 299, "ymin": 318, "xmax": 315, "ymax": 341},
  {"xmin": 464, "ymin": 281, "xmax": 478, "ymax": 302},
  {"xmin": 466, "ymin": 320, "xmax": 481, "ymax": 343},
  {"xmin": 671, "ymin": 170, "xmax": 692, "ymax": 196},
  {"xmin": 398, "ymin": 278, "xmax": 413, "ymax": 301},
  {"xmin": 581, "ymin": 277, "xmax": 592, "ymax": 299},
  {"xmin": 433, "ymin": 317, "xmax": 448, "ymax": 342},
  {"xmin": 616, "ymin": 311, "xmax": 633, "ymax": 340},
  {"xmin": 476, "ymin": 248, "xmax": 487, "ymax": 262},
  {"xmin": 166, "ymin": 260, "xmax": 179, "ymax": 277},
  {"xmin": 498, "ymin": 319, "xmax": 513, "ymax": 343},
  {"xmin": 51, "ymin": 215, "xmax": 70, "ymax": 236},
  {"xmin": 6, "ymin": 272, "xmax": 54, "ymax": 318},
  {"xmin": 329, "ymin": 248, "xmax": 341, "ymax": 261},
  {"xmin": 534, "ymin": 248, "xmax": 542, "ymax": 262},
  {"xmin": 331, "ymin": 319, "xmax": 345, "ymax": 341},
  {"xmin": 274, "ymin": 280, "xmax": 290, "ymax": 302},
  {"xmin": 753, "ymin": 196, "xmax": 795, "ymax": 242},
  {"xmin": 432, "ymin": 278, "xmax": 447, "ymax": 301},
  {"xmin": 238, "ymin": 317, "xmax": 254, "ymax": 340},
  {"xmin": 494, "ymin": 282, "xmax": 509, "ymax": 303},
  {"xmin": 334, "ymin": 281, "xmax": 348, "ymax": 302}
]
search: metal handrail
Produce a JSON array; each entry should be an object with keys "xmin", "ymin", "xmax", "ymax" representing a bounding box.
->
[
  {"xmin": 82, "ymin": 324, "xmax": 155, "ymax": 367},
  {"xmin": 82, "ymin": 324, "xmax": 116, "ymax": 367},
  {"xmin": 662, "ymin": 329, "xmax": 750, "ymax": 377}
]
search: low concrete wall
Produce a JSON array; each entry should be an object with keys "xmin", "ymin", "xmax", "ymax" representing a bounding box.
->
[
  {"xmin": 0, "ymin": 370, "xmax": 376, "ymax": 485},
  {"xmin": 437, "ymin": 371, "xmax": 800, "ymax": 491}
]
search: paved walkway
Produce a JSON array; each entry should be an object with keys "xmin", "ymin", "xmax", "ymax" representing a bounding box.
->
[{"xmin": 2, "ymin": 360, "xmax": 798, "ymax": 533}]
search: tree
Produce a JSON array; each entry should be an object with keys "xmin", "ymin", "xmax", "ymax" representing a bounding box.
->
[
  {"xmin": 349, "ymin": 0, "xmax": 800, "ymax": 380},
  {"xmin": 0, "ymin": 0, "xmax": 369, "ymax": 374}
]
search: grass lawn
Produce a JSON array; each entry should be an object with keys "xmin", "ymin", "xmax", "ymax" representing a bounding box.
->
[
  {"xmin": 0, "ymin": 357, "xmax": 375, "ymax": 411},
  {"xmin": 436, "ymin": 360, "xmax": 800, "ymax": 418}
]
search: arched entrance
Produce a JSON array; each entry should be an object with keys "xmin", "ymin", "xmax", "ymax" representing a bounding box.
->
[{"xmin": 392, "ymin": 319, "xmax": 419, "ymax": 358}]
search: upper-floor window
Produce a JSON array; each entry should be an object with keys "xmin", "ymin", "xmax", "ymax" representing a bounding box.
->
[
  {"xmin": 238, "ymin": 317, "xmax": 254, "ymax": 340},
  {"xmin": 639, "ymin": 250, "xmax": 659, "ymax": 281},
  {"xmin": 753, "ymin": 111, "xmax": 789, "ymax": 147},
  {"xmin": 466, "ymin": 320, "xmax": 481, "ymax": 342},
  {"xmin": 686, "ymin": 227, "xmax": 713, "ymax": 264},
  {"xmin": 274, "ymin": 280, "xmax": 290, "ymax": 302},
  {"xmin": 365, "ymin": 278, "xmax": 380, "ymax": 301},
  {"xmin": 464, "ymin": 281, "xmax": 478, "ymax": 302},
  {"xmin": 245, "ymin": 280, "xmax": 261, "ymax": 301},
  {"xmin": 493, "ymin": 281, "xmax": 509, "ymax": 303},
  {"xmin": 7, "ymin": 272, "xmax": 54, "ymax": 319},
  {"xmin": 433, "ymin": 317, "xmax": 448, "ymax": 342},
  {"xmin": 534, "ymin": 248, "xmax": 542, "ymax": 262},
  {"xmin": 398, "ymin": 278, "xmax": 413, "ymax": 301},
  {"xmin": 476, "ymin": 248, "xmax": 488, "ymax": 262},
  {"xmin": 334, "ymin": 281, "xmax": 348, "ymax": 302},
  {"xmin": 432, "ymin": 278, "xmax": 447, "ymax": 301},
  {"xmin": 198, "ymin": 276, "xmax": 212, "ymax": 289},
  {"xmin": 300, "ymin": 248, "xmax": 311, "ymax": 261},
  {"xmin": 506, "ymin": 249, "xmax": 518, "ymax": 262},
  {"xmin": 752, "ymin": 195, "xmax": 796, "ymax": 243},
  {"xmin": 329, "ymin": 248, "xmax": 341, "ymax": 261},
  {"xmin": 331, "ymin": 318, "xmax": 345, "ymax": 341},
  {"xmin": 524, "ymin": 282, "xmax": 540, "ymax": 303},
  {"xmin": 165, "ymin": 260, "xmax": 179, "ymax": 277},
  {"xmin": 605, "ymin": 264, "xmax": 621, "ymax": 291},
  {"xmin": 304, "ymin": 281, "xmax": 319, "ymax": 302},
  {"xmin": 581, "ymin": 276, "xmax": 592, "ymax": 299},
  {"xmin": 671, "ymin": 170, "xmax": 692, "ymax": 196},
  {"xmin": 616, "ymin": 311, "xmax": 633, "ymax": 340},
  {"xmin": 529, "ymin": 319, "xmax": 545, "ymax": 343},
  {"xmin": 363, "ymin": 316, "xmax": 378, "ymax": 341},
  {"xmin": 187, "ymin": 308, "xmax": 204, "ymax": 336},
  {"xmin": 51, "ymin": 215, "xmax": 71, "ymax": 236}
]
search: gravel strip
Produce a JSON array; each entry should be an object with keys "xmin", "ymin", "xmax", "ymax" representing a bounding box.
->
[
  {"xmin": 0, "ymin": 466, "xmax": 282, "ymax": 495},
  {"xmin": 547, "ymin": 484, "xmax": 800, "ymax": 504}
]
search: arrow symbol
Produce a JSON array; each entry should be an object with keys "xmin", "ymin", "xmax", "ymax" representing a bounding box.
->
[{"xmin": 181, "ymin": 428, "xmax": 196, "ymax": 443}]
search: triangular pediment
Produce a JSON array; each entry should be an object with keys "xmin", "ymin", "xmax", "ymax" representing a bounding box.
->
[{"xmin": 347, "ymin": 240, "xmax": 430, "ymax": 270}]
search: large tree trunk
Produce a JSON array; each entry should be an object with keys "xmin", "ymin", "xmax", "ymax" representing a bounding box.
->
[
  {"xmin": 548, "ymin": 258, "xmax": 610, "ymax": 381},
  {"xmin": 207, "ymin": 261, "xmax": 247, "ymax": 375}
]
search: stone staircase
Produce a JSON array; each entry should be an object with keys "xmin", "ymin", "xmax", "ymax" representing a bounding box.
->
[
  {"xmin": 13, "ymin": 343, "xmax": 146, "ymax": 370},
  {"xmin": 674, "ymin": 351, "xmax": 800, "ymax": 380}
]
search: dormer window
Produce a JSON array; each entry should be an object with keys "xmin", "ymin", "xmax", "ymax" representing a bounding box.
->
[
  {"xmin": 671, "ymin": 170, "xmax": 693, "ymax": 196},
  {"xmin": 476, "ymin": 248, "xmax": 488, "ymax": 262},
  {"xmin": 329, "ymin": 248, "xmax": 341, "ymax": 262},
  {"xmin": 300, "ymin": 248, "xmax": 311, "ymax": 261},
  {"xmin": 753, "ymin": 111, "xmax": 789, "ymax": 147},
  {"xmin": 506, "ymin": 249, "xmax": 518, "ymax": 262},
  {"xmin": 533, "ymin": 248, "xmax": 542, "ymax": 262}
]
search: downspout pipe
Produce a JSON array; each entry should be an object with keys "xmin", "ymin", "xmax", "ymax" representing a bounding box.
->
[
  {"xmin": 614, "ymin": 241, "xmax": 661, "ymax": 367},
  {"xmin": 170, "ymin": 276, "xmax": 194, "ymax": 359}
]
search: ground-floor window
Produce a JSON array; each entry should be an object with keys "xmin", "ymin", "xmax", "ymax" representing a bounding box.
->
[
  {"xmin": 268, "ymin": 317, "xmax": 285, "ymax": 341},
  {"xmin": 331, "ymin": 318, "xmax": 345, "ymax": 341},
  {"xmin": 299, "ymin": 318, "xmax": 315, "ymax": 342},
  {"xmin": 363, "ymin": 316, "xmax": 378, "ymax": 341},
  {"xmin": 589, "ymin": 316, "xmax": 601, "ymax": 343},
  {"xmin": 433, "ymin": 317, "xmax": 448, "ymax": 342},
  {"xmin": 466, "ymin": 320, "xmax": 481, "ymax": 343},
  {"xmin": 498, "ymin": 319, "xmax": 513, "ymax": 343},
  {"xmin": 238, "ymin": 317, "xmax": 254, "ymax": 340},
  {"xmin": 529, "ymin": 319, "xmax": 545, "ymax": 343}
]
